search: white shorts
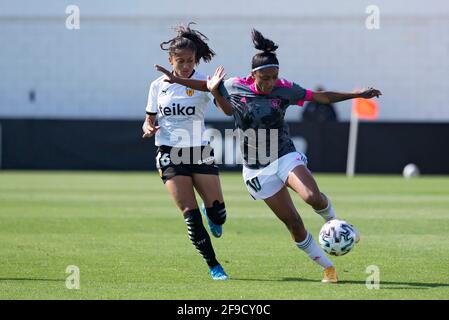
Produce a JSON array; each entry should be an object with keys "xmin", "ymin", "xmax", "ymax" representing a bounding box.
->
[{"xmin": 242, "ymin": 152, "xmax": 308, "ymax": 200}]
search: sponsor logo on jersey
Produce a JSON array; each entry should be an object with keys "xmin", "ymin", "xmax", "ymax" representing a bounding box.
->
[
  {"xmin": 185, "ymin": 87, "xmax": 194, "ymax": 97},
  {"xmin": 159, "ymin": 103, "xmax": 196, "ymax": 116}
]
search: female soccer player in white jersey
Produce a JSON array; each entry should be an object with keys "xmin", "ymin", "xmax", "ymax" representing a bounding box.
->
[
  {"xmin": 155, "ymin": 29, "xmax": 381, "ymax": 283},
  {"xmin": 142, "ymin": 23, "xmax": 231, "ymax": 280}
]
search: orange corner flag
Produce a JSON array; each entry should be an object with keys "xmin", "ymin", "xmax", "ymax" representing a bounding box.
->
[{"xmin": 352, "ymin": 98, "xmax": 379, "ymax": 120}]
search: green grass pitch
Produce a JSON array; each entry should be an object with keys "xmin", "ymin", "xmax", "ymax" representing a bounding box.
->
[{"xmin": 0, "ymin": 171, "xmax": 448, "ymax": 299}]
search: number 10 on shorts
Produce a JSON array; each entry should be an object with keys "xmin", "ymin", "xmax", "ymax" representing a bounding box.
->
[{"xmin": 246, "ymin": 177, "xmax": 261, "ymax": 192}]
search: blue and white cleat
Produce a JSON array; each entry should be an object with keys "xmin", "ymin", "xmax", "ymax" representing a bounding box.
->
[
  {"xmin": 201, "ymin": 203, "xmax": 222, "ymax": 238},
  {"xmin": 210, "ymin": 264, "xmax": 229, "ymax": 280}
]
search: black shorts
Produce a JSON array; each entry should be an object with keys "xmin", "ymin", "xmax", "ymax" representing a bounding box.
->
[{"xmin": 155, "ymin": 145, "xmax": 219, "ymax": 183}]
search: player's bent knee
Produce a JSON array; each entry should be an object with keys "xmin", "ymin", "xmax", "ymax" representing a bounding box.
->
[{"xmin": 205, "ymin": 200, "xmax": 227, "ymax": 225}]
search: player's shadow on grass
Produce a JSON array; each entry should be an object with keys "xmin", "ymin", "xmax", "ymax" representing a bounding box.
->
[
  {"xmin": 231, "ymin": 277, "xmax": 449, "ymax": 289},
  {"xmin": 0, "ymin": 277, "xmax": 63, "ymax": 282},
  {"xmin": 286, "ymin": 278, "xmax": 449, "ymax": 289}
]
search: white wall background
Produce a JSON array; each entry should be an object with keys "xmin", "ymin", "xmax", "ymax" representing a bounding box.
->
[{"xmin": 0, "ymin": 0, "xmax": 448, "ymax": 121}]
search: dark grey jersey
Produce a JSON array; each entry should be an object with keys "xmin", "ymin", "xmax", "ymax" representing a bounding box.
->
[{"xmin": 219, "ymin": 76, "xmax": 313, "ymax": 168}]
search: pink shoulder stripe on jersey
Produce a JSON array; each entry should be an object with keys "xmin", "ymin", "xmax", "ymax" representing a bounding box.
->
[
  {"xmin": 234, "ymin": 77, "xmax": 252, "ymax": 86},
  {"xmin": 275, "ymin": 79, "xmax": 293, "ymax": 88},
  {"xmin": 297, "ymin": 89, "xmax": 314, "ymax": 106},
  {"xmin": 234, "ymin": 76, "xmax": 271, "ymax": 94},
  {"xmin": 235, "ymin": 77, "xmax": 301, "ymax": 95}
]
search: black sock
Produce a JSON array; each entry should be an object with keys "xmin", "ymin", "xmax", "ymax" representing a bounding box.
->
[
  {"xmin": 184, "ymin": 209, "xmax": 219, "ymax": 268},
  {"xmin": 205, "ymin": 200, "xmax": 227, "ymax": 225}
]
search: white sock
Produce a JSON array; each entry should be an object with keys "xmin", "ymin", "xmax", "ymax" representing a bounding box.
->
[
  {"xmin": 314, "ymin": 193, "xmax": 336, "ymax": 222},
  {"xmin": 296, "ymin": 232, "xmax": 333, "ymax": 269}
]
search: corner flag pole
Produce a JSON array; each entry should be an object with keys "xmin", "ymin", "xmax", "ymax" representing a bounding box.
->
[
  {"xmin": 346, "ymin": 96, "xmax": 379, "ymax": 177},
  {"xmin": 346, "ymin": 109, "xmax": 359, "ymax": 177}
]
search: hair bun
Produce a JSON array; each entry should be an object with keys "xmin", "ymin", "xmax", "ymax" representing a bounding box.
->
[{"xmin": 252, "ymin": 29, "xmax": 278, "ymax": 53}]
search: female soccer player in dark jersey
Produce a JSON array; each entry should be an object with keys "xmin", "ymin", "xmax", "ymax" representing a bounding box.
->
[
  {"xmin": 142, "ymin": 23, "xmax": 231, "ymax": 280},
  {"xmin": 155, "ymin": 29, "xmax": 381, "ymax": 283}
]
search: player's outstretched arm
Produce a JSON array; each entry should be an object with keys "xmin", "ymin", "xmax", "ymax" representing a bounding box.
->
[
  {"xmin": 207, "ymin": 66, "xmax": 233, "ymax": 116},
  {"xmin": 154, "ymin": 64, "xmax": 209, "ymax": 91},
  {"xmin": 312, "ymin": 87, "xmax": 382, "ymax": 104}
]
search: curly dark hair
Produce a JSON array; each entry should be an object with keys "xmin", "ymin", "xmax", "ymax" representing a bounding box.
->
[{"xmin": 160, "ymin": 22, "xmax": 215, "ymax": 64}]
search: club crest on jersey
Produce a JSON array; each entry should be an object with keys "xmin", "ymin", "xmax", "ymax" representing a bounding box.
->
[
  {"xmin": 270, "ymin": 98, "xmax": 281, "ymax": 109},
  {"xmin": 185, "ymin": 87, "xmax": 195, "ymax": 97}
]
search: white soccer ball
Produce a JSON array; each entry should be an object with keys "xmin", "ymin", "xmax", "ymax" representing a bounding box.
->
[
  {"xmin": 403, "ymin": 163, "xmax": 420, "ymax": 178},
  {"xmin": 319, "ymin": 219, "xmax": 358, "ymax": 256}
]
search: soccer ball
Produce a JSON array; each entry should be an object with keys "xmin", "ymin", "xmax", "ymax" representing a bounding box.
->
[
  {"xmin": 403, "ymin": 163, "xmax": 420, "ymax": 178},
  {"xmin": 318, "ymin": 219, "xmax": 358, "ymax": 256}
]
